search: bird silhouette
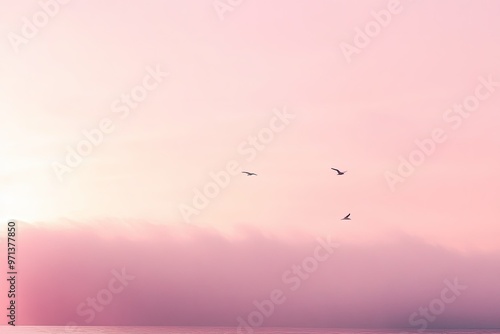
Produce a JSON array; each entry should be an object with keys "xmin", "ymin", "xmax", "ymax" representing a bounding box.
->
[
  {"xmin": 331, "ymin": 168, "xmax": 346, "ymax": 175},
  {"xmin": 242, "ymin": 171, "xmax": 258, "ymax": 176},
  {"xmin": 341, "ymin": 213, "xmax": 351, "ymax": 220}
]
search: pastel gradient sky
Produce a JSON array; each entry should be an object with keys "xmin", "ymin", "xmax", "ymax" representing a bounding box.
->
[{"xmin": 1, "ymin": 0, "xmax": 500, "ymax": 328}]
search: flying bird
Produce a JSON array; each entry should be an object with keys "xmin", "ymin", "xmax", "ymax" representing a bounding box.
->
[
  {"xmin": 331, "ymin": 168, "xmax": 347, "ymax": 175},
  {"xmin": 242, "ymin": 171, "xmax": 257, "ymax": 176},
  {"xmin": 341, "ymin": 213, "xmax": 351, "ymax": 221}
]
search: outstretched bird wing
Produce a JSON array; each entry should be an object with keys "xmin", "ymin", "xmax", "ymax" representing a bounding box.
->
[{"xmin": 341, "ymin": 213, "xmax": 351, "ymax": 220}]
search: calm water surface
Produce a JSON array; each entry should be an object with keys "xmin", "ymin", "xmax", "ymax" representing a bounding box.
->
[{"xmin": 1, "ymin": 328, "xmax": 499, "ymax": 334}]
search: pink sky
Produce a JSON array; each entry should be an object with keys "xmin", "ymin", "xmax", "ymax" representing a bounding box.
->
[{"xmin": 1, "ymin": 0, "xmax": 500, "ymax": 328}]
